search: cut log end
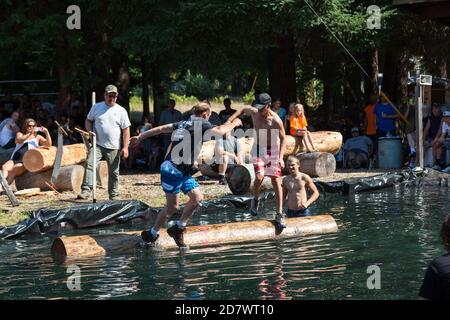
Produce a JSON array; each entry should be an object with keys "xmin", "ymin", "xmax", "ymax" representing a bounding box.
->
[{"xmin": 22, "ymin": 149, "xmax": 45, "ymax": 173}]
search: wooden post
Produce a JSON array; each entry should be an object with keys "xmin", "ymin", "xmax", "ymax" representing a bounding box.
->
[{"xmin": 416, "ymin": 84, "xmax": 424, "ymax": 169}]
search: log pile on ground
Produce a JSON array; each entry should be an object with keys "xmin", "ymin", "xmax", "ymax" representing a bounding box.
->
[
  {"xmin": 16, "ymin": 161, "xmax": 108, "ymax": 193},
  {"xmin": 22, "ymin": 144, "xmax": 87, "ymax": 173}
]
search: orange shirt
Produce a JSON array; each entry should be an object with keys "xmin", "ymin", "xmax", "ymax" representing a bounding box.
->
[
  {"xmin": 364, "ymin": 104, "xmax": 377, "ymax": 135},
  {"xmin": 290, "ymin": 115, "xmax": 308, "ymax": 136}
]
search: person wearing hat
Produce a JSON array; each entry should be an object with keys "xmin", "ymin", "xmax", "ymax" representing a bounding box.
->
[
  {"xmin": 225, "ymin": 93, "xmax": 288, "ymax": 231},
  {"xmin": 342, "ymin": 127, "xmax": 373, "ymax": 169},
  {"xmin": 77, "ymin": 85, "xmax": 131, "ymax": 200},
  {"xmin": 432, "ymin": 110, "xmax": 450, "ymax": 169}
]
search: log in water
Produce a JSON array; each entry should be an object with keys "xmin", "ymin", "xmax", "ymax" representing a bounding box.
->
[{"xmin": 51, "ymin": 215, "xmax": 338, "ymax": 259}]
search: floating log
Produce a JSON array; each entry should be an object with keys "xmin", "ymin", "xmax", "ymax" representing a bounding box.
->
[
  {"xmin": 51, "ymin": 215, "xmax": 338, "ymax": 259},
  {"xmin": 295, "ymin": 152, "xmax": 336, "ymax": 177},
  {"xmin": 15, "ymin": 161, "xmax": 108, "ymax": 193},
  {"xmin": 23, "ymin": 144, "xmax": 87, "ymax": 173}
]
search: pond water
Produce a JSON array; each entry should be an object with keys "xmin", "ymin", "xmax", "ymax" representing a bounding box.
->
[{"xmin": 0, "ymin": 186, "xmax": 448, "ymax": 300}]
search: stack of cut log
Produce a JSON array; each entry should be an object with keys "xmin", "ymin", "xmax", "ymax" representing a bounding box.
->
[
  {"xmin": 198, "ymin": 131, "xmax": 342, "ymax": 187},
  {"xmin": 15, "ymin": 144, "xmax": 108, "ymax": 193}
]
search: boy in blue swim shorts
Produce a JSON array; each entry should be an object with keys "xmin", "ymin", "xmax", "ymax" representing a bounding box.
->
[
  {"xmin": 134, "ymin": 103, "xmax": 242, "ymax": 248},
  {"xmin": 282, "ymin": 156, "xmax": 320, "ymax": 218}
]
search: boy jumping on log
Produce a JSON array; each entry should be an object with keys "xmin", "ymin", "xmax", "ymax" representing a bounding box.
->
[
  {"xmin": 282, "ymin": 156, "xmax": 320, "ymax": 217},
  {"xmin": 135, "ymin": 103, "xmax": 242, "ymax": 248},
  {"xmin": 225, "ymin": 93, "xmax": 287, "ymax": 230}
]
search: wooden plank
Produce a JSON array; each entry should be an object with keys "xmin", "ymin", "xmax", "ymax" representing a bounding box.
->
[{"xmin": 0, "ymin": 171, "xmax": 19, "ymax": 206}]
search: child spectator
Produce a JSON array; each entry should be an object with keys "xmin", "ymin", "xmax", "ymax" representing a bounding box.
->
[{"xmin": 290, "ymin": 104, "xmax": 317, "ymax": 153}]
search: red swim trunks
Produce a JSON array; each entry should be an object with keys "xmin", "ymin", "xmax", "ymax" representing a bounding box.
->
[{"xmin": 253, "ymin": 147, "xmax": 282, "ymax": 177}]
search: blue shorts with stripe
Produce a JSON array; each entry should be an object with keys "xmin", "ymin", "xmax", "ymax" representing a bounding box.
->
[{"xmin": 160, "ymin": 160, "xmax": 198, "ymax": 194}]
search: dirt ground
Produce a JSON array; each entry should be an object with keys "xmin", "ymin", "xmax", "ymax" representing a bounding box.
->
[{"xmin": 0, "ymin": 169, "xmax": 390, "ymax": 227}]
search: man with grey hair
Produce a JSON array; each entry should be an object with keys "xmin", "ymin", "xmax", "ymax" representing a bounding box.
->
[{"xmin": 77, "ymin": 85, "xmax": 131, "ymax": 201}]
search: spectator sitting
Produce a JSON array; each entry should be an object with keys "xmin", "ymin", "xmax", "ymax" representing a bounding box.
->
[
  {"xmin": 0, "ymin": 111, "xmax": 20, "ymax": 149},
  {"xmin": 424, "ymin": 103, "xmax": 443, "ymax": 166},
  {"xmin": 158, "ymin": 99, "xmax": 182, "ymax": 156},
  {"xmin": 211, "ymin": 132, "xmax": 242, "ymax": 185},
  {"xmin": 419, "ymin": 214, "xmax": 450, "ymax": 300},
  {"xmin": 271, "ymin": 98, "xmax": 286, "ymax": 122},
  {"xmin": 431, "ymin": 111, "xmax": 450, "ymax": 170},
  {"xmin": 219, "ymin": 98, "xmax": 237, "ymax": 124},
  {"xmin": 0, "ymin": 119, "xmax": 52, "ymax": 190},
  {"xmin": 342, "ymin": 127, "xmax": 373, "ymax": 169},
  {"xmin": 284, "ymin": 102, "xmax": 296, "ymax": 134},
  {"xmin": 208, "ymin": 110, "xmax": 222, "ymax": 126}
]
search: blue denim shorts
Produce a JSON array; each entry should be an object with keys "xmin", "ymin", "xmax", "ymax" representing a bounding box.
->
[
  {"xmin": 160, "ymin": 160, "xmax": 199, "ymax": 194},
  {"xmin": 287, "ymin": 208, "xmax": 311, "ymax": 218}
]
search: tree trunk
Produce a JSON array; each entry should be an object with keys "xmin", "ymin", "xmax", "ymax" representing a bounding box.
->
[
  {"xmin": 117, "ymin": 58, "xmax": 130, "ymax": 114},
  {"xmin": 268, "ymin": 33, "xmax": 297, "ymax": 107},
  {"xmin": 151, "ymin": 58, "xmax": 165, "ymax": 123},
  {"xmin": 142, "ymin": 57, "xmax": 150, "ymax": 118},
  {"xmin": 52, "ymin": 215, "xmax": 338, "ymax": 258},
  {"xmin": 366, "ymin": 47, "xmax": 379, "ymax": 99},
  {"xmin": 55, "ymin": 33, "xmax": 72, "ymax": 116},
  {"xmin": 22, "ymin": 144, "xmax": 87, "ymax": 173}
]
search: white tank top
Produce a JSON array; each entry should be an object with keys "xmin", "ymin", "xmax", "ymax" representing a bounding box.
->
[
  {"xmin": 0, "ymin": 121, "xmax": 16, "ymax": 147},
  {"xmin": 10, "ymin": 138, "xmax": 39, "ymax": 160}
]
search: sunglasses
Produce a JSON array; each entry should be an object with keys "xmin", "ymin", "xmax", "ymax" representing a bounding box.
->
[
  {"xmin": 107, "ymin": 94, "xmax": 118, "ymax": 98},
  {"xmin": 28, "ymin": 124, "xmax": 36, "ymax": 128}
]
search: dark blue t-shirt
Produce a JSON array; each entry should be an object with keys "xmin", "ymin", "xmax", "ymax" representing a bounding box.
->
[
  {"xmin": 419, "ymin": 253, "xmax": 450, "ymax": 300},
  {"xmin": 374, "ymin": 102, "xmax": 397, "ymax": 132},
  {"xmin": 167, "ymin": 117, "xmax": 216, "ymax": 175}
]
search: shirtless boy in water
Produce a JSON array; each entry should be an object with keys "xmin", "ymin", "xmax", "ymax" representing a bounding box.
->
[{"xmin": 282, "ymin": 156, "xmax": 320, "ymax": 217}]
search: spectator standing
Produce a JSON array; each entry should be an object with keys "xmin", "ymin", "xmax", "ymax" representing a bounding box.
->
[
  {"xmin": 77, "ymin": 85, "xmax": 131, "ymax": 201},
  {"xmin": 219, "ymin": 98, "xmax": 237, "ymax": 124},
  {"xmin": 159, "ymin": 99, "xmax": 182, "ymax": 156}
]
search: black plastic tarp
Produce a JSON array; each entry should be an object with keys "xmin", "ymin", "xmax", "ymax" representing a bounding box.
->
[
  {"xmin": 0, "ymin": 192, "xmax": 275, "ymax": 240},
  {"xmin": 0, "ymin": 200, "xmax": 155, "ymax": 240},
  {"xmin": 315, "ymin": 169, "xmax": 448, "ymax": 195}
]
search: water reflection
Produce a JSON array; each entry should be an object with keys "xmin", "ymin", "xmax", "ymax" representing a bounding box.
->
[{"xmin": 0, "ymin": 186, "xmax": 448, "ymax": 299}]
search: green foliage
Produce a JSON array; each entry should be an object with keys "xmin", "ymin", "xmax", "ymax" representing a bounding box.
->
[{"xmin": 182, "ymin": 72, "xmax": 215, "ymax": 101}]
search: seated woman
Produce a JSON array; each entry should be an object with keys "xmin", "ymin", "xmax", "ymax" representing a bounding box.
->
[{"xmin": 1, "ymin": 118, "xmax": 52, "ymax": 188}]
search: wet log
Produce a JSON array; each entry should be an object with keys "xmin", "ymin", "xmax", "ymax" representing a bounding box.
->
[
  {"xmin": 23, "ymin": 144, "xmax": 87, "ymax": 173},
  {"xmin": 295, "ymin": 152, "xmax": 336, "ymax": 177},
  {"xmin": 51, "ymin": 215, "xmax": 338, "ymax": 259},
  {"xmin": 15, "ymin": 161, "xmax": 108, "ymax": 193}
]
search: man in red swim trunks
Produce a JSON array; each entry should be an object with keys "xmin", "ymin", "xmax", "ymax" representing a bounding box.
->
[{"xmin": 226, "ymin": 93, "xmax": 287, "ymax": 230}]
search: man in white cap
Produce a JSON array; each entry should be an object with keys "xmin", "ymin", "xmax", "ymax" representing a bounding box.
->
[
  {"xmin": 77, "ymin": 85, "xmax": 131, "ymax": 200},
  {"xmin": 342, "ymin": 127, "xmax": 373, "ymax": 169}
]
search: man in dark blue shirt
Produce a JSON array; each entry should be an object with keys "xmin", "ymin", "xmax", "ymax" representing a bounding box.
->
[
  {"xmin": 373, "ymin": 95, "xmax": 398, "ymax": 138},
  {"xmin": 419, "ymin": 214, "xmax": 450, "ymax": 300},
  {"xmin": 136, "ymin": 103, "xmax": 242, "ymax": 248}
]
